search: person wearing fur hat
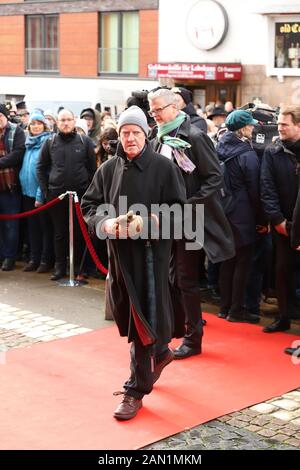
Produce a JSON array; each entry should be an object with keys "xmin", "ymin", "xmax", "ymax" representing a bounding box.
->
[
  {"xmin": 19, "ymin": 111, "xmax": 54, "ymax": 272},
  {"xmin": 81, "ymin": 105, "xmax": 186, "ymax": 420},
  {"xmin": 0, "ymin": 103, "xmax": 26, "ymax": 271}
]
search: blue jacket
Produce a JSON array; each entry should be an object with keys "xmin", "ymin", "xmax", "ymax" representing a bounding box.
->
[
  {"xmin": 19, "ymin": 132, "xmax": 51, "ymax": 203},
  {"xmin": 216, "ymin": 131, "xmax": 262, "ymax": 248}
]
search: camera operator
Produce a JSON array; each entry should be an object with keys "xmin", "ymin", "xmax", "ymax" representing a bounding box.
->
[{"xmin": 126, "ymin": 90, "xmax": 156, "ymax": 128}]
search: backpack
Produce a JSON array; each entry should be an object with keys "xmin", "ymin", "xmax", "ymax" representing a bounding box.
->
[{"xmin": 219, "ymin": 155, "xmax": 239, "ymax": 215}]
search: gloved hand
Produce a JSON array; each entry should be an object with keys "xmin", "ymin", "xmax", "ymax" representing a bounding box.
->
[
  {"xmin": 127, "ymin": 215, "xmax": 143, "ymax": 238},
  {"xmin": 101, "ymin": 218, "xmax": 119, "ymax": 236},
  {"xmin": 114, "ymin": 211, "xmax": 133, "ymax": 238}
]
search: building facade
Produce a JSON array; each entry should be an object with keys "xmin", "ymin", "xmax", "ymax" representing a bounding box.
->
[
  {"xmin": 153, "ymin": 0, "xmax": 300, "ymax": 108},
  {"xmin": 1, "ymin": 0, "xmax": 300, "ymax": 112},
  {"xmin": 0, "ymin": 0, "xmax": 159, "ymax": 114}
]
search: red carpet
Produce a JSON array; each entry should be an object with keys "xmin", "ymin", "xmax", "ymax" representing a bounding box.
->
[{"xmin": 0, "ymin": 313, "xmax": 299, "ymax": 450}]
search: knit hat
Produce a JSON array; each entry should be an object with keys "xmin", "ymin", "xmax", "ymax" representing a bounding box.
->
[
  {"xmin": 28, "ymin": 110, "xmax": 47, "ymax": 125},
  {"xmin": 0, "ymin": 103, "xmax": 9, "ymax": 118},
  {"xmin": 44, "ymin": 109, "xmax": 57, "ymax": 121},
  {"xmin": 75, "ymin": 118, "xmax": 88, "ymax": 136},
  {"xmin": 225, "ymin": 110, "xmax": 258, "ymax": 131},
  {"xmin": 117, "ymin": 105, "xmax": 149, "ymax": 136},
  {"xmin": 172, "ymin": 87, "xmax": 192, "ymax": 105}
]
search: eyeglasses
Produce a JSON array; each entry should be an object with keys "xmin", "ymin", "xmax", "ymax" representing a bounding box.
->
[{"xmin": 148, "ymin": 104, "xmax": 172, "ymax": 117}]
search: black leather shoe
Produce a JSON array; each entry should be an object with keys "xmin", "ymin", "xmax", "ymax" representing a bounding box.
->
[
  {"xmin": 173, "ymin": 343, "xmax": 201, "ymax": 360},
  {"xmin": 153, "ymin": 349, "xmax": 174, "ymax": 383},
  {"xmin": 113, "ymin": 395, "xmax": 143, "ymax": 420},
  {"xmin": 50, "ymin": 270, "xmax": 66, "ymax": 281},
  {"xmin": 263, "ymin": 318, "xmax": 290, "ymax": 333},
  {"xmin": 284, "ymin": 346, "xmax": 300, "ymax": 357},
  {"xmin": 36, "ymin": 262, "xmax": 52, "ymax": 273},
  {"xmin": 227, "ymin": 311, "xmax": 260, "ymax": 324},
  {"xmin": 23, "ymin": 260, "xmax": 39, "ymax": 272},
  {"xmin": 1, "ymin": 258, "xmax": 15, "ymax": 271}
]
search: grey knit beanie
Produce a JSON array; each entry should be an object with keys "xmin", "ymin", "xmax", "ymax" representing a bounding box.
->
[{"xmin": 118, "ymin": 105, "xmax": 149, "ymax": 136}]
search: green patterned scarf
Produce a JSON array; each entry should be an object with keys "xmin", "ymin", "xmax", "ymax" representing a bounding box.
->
[{"xmin": 157, "ymin": 112, "xmax": 191, "ymax": 149}]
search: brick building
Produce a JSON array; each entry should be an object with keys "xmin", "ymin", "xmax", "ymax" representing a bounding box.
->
[{"xmin": 0, "ymin": 0, "xmax": 159, "ymax": 114}]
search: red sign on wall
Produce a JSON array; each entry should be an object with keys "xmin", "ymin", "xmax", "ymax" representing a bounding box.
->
[{"xmin": 148, "ymin": 63, "xmax": 242, "ymax": 80}]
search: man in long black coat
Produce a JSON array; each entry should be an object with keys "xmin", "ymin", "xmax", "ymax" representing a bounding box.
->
[
  {"xmin": 81, "ymin": 106, "xmax": 186, "ymax": 420},
  {"xmin": 148, "ymin": 88, "xmax": 235, "ymax": 360},
  {"xmin": 261, "ymin": 105, "xmax": 300, "ymax": 337}
]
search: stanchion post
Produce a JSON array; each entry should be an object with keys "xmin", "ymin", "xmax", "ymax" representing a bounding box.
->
[
  {"xmin": 69, "ymin": 190, "xmax": 75, "ymax": 282},
  {"xmin": 59, "ymin": 191, "xmax": 82, "ymax": 287}
]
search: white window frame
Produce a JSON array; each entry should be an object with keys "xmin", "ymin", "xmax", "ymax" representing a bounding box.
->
[{"xmin": 267, "ymin": 15, "xmax": 300, "ymax": 77}]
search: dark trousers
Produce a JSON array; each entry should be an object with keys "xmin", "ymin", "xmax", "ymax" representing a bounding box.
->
[
  {"xmin": 169, "ymin": 239, "xmax": 203, "ymax": 348},
  {"xmin": 0, "ymin": 190, "xmax": 21, "ymax": 259},
  {"xmin": 23, "ymin": 196, "xmax": 54, "ymax": 265},
  {"xmin": 207, "ymin": 260, "xmax": 220, "ymax": 288},
  {"xmin": 124, "ymin": 337, "xmax": 168, "ymax": 399},
  {"xmin": 48, "ymin": 196, "xmax": 84, "ymax": 270},
  {"xmin": 219, "ymin": 243, "xmax": 254, "ymax": 316},
  {"xmin": 244, "ymin": 233, "xmax": 272, "ymax": 315},
  {"xmin": 274, "ymin": 232, "xmax": 297, "ymax": 318}
]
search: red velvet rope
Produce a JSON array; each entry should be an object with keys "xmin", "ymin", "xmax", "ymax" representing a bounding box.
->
[
  {"xmin": 74, "ymin": 201, "xmax": 108, "ymax": 275},
  {"xmin": 0, "ymin": 196, "xmax": 62, "ymax": 220}
]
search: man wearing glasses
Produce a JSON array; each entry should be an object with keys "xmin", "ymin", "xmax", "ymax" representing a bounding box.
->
[
  {"xmin": 16, "ymin": 101, "xmax": 30, "ymax": 130},
  {"xmin": 148, "ymin": 88, "xmax": 234, "ymax": 359}
]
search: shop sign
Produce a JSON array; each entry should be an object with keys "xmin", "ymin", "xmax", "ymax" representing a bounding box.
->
[{"xmin": 148, "ymin": 63, "xmax": 242, "ymax": 80}]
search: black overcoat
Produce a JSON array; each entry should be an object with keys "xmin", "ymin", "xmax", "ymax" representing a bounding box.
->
[
  {"xmin": 81, "ymin": 143, "xmax": 187, "ymax": 344},
  {"xmin": 151, "ymin": 117, "xmax": 235, "ymax": 262}
]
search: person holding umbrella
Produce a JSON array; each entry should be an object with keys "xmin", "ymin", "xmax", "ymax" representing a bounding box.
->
[{"xmin": 81, "ymin": 106, "xmax": 186, "ymax": 421}]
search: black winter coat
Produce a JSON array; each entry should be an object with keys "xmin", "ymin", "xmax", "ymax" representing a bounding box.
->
[
  {"xmin": 217, "ymin": 131, "xmax": 263, "ymax": 248},
  {"xmin": 260, "ymin": 141, "xmax": 299, "ymax": 226},
  {"xmin": 151, "ymin": 116, "xmax": 235, "ymax": 263},
  {"xmin": 183, "ymin": 103, "xmax": 207, "ymax": 133},
  {"xmin": 0, "ymin": 123, "xmax": 25, "ymax": 188},
  {"xmin": 81, "ymin": 143, "xmax": 187, "ymax": 344},
  {"xmin": 37, "ymin": 131, "xmax": 97, "ymax": 198}
]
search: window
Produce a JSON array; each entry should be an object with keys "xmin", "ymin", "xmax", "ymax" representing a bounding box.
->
[
  {"xmin": 25, "ymin": 15, "xmax": 59, "ymax": 73},
  {"xmin": 274, "ymin": 22, "xmax": 300, "ymax": 69},
  {"xmin": 268, "ymin": 16, "xmax": 300, "ymax": 76},
  {"xmin": 99, "ymin": 11, "xmax": 139, "ymax": 74}
]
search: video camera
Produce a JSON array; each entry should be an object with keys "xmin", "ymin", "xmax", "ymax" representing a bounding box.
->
[
  {"xmin": 126, "ymin": 90, "xmax": 155, "ymax": 126},
  {"xmin": 240, "ymin": 102, "xmax": 278, "ymax": 156},
  {"xmin": 4, "ymin": 100, "xmax": 21, "ymax": 125}
]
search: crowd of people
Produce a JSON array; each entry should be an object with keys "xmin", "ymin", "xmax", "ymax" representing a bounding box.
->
[{"xmin": 1, "ymin": 88, "xmax": 300, "ymax": 421}]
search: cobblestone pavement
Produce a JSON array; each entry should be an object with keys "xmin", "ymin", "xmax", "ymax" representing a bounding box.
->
[{"xmin": 1, "ymin": 300, "xmax": 300, "ymax": 450}]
